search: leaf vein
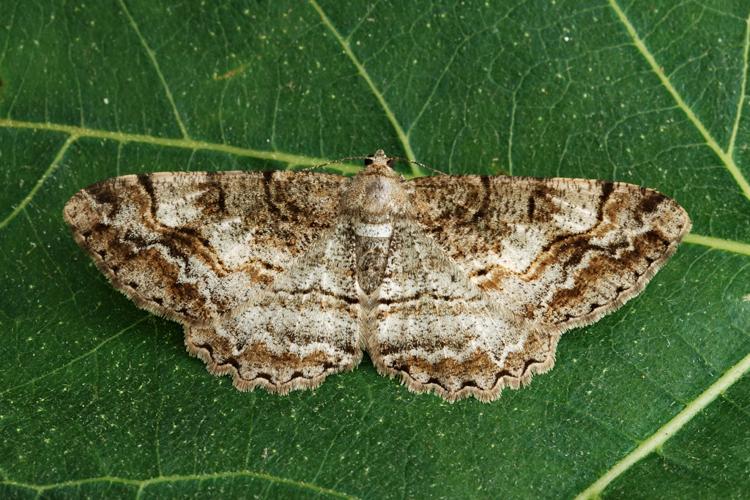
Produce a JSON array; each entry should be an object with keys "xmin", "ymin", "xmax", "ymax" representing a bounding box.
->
[
  {"xmin": 683, "ymin": 233, "xmax": 750, "ymax": 256},
  {"xmin": 0, "ymin": 134, "xmax": 77, "ymax": 230},
  {"xmin": 407, "ymin": 20, "xmax": 471, "ymax": 136},
  {"xmin": 0, "ymin": 316, "xmax": 149, "ymax": 397},
  {"xmin": 0, "ymin": 469, "xmax": 358, "ymax": 499},
  {"xmin": 608, "ymin": 0, "xmax": 750, "ymax": 201},
  {"xmin": 575, "ymin": 350, "xmax": 750, "ymax": 499},
  {"xmin": 308, "ymin": 0, "xmax": 423, "ymax": 176},
  {"xmin": 116, "ymin": 0, "xmax": 190, "ymax": 139},
  {"xmin": 0, "ymin": 118, "xmax": 361, "ymax": 174},
  {"xmin": 729, "ymin": 13, "xmax": 750, "ymax": 155}
]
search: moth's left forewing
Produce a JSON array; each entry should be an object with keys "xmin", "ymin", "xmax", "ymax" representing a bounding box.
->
[
  {"xmin": 409, "ymin": 175, "xmax": 691, "ymax": 331},
  {"xmin": 63, "ymin": 171, "xmax": 350, "ymax": 323}
]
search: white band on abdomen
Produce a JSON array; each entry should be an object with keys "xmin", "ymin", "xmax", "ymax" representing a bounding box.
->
[{"xmin": 354, "ymin": 222, "xmax": 393, "ymax": 238}]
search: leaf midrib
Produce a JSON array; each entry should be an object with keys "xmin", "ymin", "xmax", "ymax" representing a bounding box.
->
[
  {"xmin": 577, "ymin": 1, "xmax": 750, "ymax": 495},
  {"xmin": 1, "ymin": 117, "xmax": 748, "ymax": 257},
  {"xmin": 1, "ymin": 470, "xmax": 358, "ymax": 500}
]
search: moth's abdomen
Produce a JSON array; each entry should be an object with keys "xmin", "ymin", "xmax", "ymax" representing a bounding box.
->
[
  {"xmin": 354, "ymin": 231, "xmax": 391, "ymax": 295},
  {"xmin": 345, "ymin": 167, "xmax": 405, "ymax": 296}
]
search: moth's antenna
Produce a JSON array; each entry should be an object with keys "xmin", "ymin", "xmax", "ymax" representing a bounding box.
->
[
  {"xmin": 299, "ymin": 152, "xmax": 443, "ymax": 176},
  {"xmin": 388, "ymin": 156, "xmax": 445, "ymax": 177},
  {"xmin": 301, "ymin": 156, "xmax": 367, "ymax": 173}
]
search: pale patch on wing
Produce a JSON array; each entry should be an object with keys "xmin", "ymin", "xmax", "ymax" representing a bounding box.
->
[
  {"xmin": 551, "ymin": 211, "xmax": 593, "ymax": 233},
  {"xmin": 206, "ymin": 217, "xmax": 255, "ymax": 268},
  {"xmin": 155, "ymin": 189, "xmax": 207, "ymax": 227},
  {"xmin": 184, "ymin": 220, "xmax": 362, "ymax": 393},
  {"xmin": 178, "ymin": 255, "xmax": 255, "ymax": 309},
  {"xmin": 497, "ymin": 224, "xmax": 547, "ymax": 272}
]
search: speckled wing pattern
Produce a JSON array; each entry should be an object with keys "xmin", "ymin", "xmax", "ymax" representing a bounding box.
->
[
  {"xmin": 64, "ymin": 151, "xmax": 691, "ymax": 402},
  {"xmin": 390, "ymin": 175, "xmax": 691, "ymax": 400}
]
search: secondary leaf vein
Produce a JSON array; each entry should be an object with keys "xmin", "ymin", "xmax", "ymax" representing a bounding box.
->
[
  {"xmin": 0, "ymin": 316, "xmax": 149, "ymax": 396},
  {"xmin": 0, "ymin": 134, "xmax": 78, "ymax": 230},
  {"xmin": 308, "ymin": 0, "xmax": 424, "ymax": 176},
  {"xmin": 1, "ymin": 469, "xmax": 358, "ymax": 499},
  {"xmin": 116, "ymin": 0, "xmax": 190, "ymax": 139},
  {"xmin": 608, "ymin": 0, "xmax": 750, "ymax": 201},
  {"xmin": 729, "ymin": 13, "xmax": 750, "ymax": 155}
]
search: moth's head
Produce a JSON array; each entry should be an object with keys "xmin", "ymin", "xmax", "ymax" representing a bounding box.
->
[{"xmin": 363, "ymin": 149, "xmax": 396, "ymax": 175}]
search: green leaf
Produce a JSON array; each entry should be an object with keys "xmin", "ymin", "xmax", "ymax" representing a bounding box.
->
[{"xmin": 1, "ymin": 1, "xmax": 749, "ymax": 498}]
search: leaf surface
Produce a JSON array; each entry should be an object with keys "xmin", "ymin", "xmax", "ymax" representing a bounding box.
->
[{"xmin": 1, "ymin": 1, "xmax": 749, "ymax": 498}]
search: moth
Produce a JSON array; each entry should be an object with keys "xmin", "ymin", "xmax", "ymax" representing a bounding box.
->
[{"xmin": 64, "ymin": 150, "xmax": 691, "ymax": 402}]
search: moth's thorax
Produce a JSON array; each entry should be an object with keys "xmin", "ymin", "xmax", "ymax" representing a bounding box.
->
[
  {"xmin": 344, "ymin": 151, "xmax": 407, "ymax": 295},
  {"xmin": 342, "ymin": 166, "xmax": 407, "ymax": 219}
]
